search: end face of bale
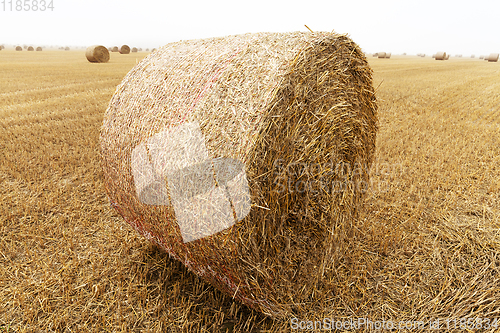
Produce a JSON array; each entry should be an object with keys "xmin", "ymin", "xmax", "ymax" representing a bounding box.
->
[
  {"xmin": 100, "ymin": 31, "xmax": 378, "ymax": 318},
  {"xmin": 36, "ymin": 46, "xmax": 42, "ymax": 51},
  {"xmin": 15, "ymin": 46, "xmax": 22, "ymax": 51},
  {"xmin": 27, "ymin": 46, "xmax": 34, "ymax": 51},
  {"xmin": 119, "ymin": 45, "xmax": 130, "ymax": 54},
  {"xmin": 86, "ymin": 45, "xmax": 110, "ymax": 63},
  {"xmin": 131, "ymin": 47, "xmax": 138, "ymax": 52},
  {"xmin": 385, "ymin": 52, "xmax": 391, "ymax": 58}
]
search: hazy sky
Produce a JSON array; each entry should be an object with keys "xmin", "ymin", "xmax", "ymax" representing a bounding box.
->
[{"xmin": 1, "ymin": 0, "xmax": 499, "ymax": 56}]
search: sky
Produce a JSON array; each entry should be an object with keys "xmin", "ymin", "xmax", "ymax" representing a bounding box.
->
[{"xmin": 1, "ymin": 0, "xmax": 499, "ymax": 56}]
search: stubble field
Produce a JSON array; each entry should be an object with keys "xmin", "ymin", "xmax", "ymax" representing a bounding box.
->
[{"xmin": 0, "ymin": 50, "xmax": 499, "ymax": 332}]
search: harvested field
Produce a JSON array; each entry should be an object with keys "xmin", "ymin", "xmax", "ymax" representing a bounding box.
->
[{"xmin": 0, "ymin": 50, "xmax": 499, "ymax": 332}]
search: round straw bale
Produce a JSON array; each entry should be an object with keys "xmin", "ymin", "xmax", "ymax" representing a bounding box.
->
[
  {"xmin": 385, "ymin": 52, "xmax": 391, "ymax": 58},
  {"xmin": 119, "ymin": 45, "xmax": 130, "ymax": 54},
  {"xmin": 445, "ymin": 54, "xmax": 449, "ymax": 60},
  {"xmin": 15, "ymin": 46, "xmax": 22, "ymax": 51},
  {"xmin": 27, "ymin": 46, "xmax": 34, "ymax": 51},
  {"xmin": 100, "ymin": 32, "xmax": 378, "ymax": 317},
  {"xmin": 36, "ymin": 46, "xmax": 42, "ymax": 51},
  {"xmin": 111, "ymin": 46, "xmax": 119, "ymax": 52},
  {"xmin": 86, "ymin": 45, "xmax": 110, "ymax": 63},
  {"xmin": 435, "ymin": 51, "xmax": 446, "ymax": 60},
  {"xmin": 487, "ymin": 53, "xmax": 499, "ymax": 62},
  {"xmin": 373, "ymin": 53, "xmax": 378, "ymax": 57},
  {"xmin": 0, "ymin": 45, "xmax": 4, "ymax": 50},
  {"xmin": 131, "ymin": 47, "xmax": 138, "ymax": 52},
  {"xmin": 479, "ymin": 55, "xmax": 484, "ymax": 59},
  {"xmin": 377, "ymin": 52, "xmax": 386, "ymax": 58},
  {"xmin": 65, "ymin": 46, "xmax": 70, "ymax": 51},
  {"xmin": 145, "ymin": 48, "xmax": 149, "ymax": 51},
  {"xmin": 138, "ymin": 48, "xmax": 142, "ymax": 51}
]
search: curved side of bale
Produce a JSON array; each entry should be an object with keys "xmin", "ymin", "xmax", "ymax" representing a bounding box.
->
[
  {"xmin": 487, "ymin": 53, "xmax": 499, "ymax": 62},
  {"xmin": 119, "ymin": 45, "xmax": 130, "ymax": 54},
  {"xmin": 131, "ymin": 47, "xmax": 138, "ymax": 52},
  {"xmin": 435, "ymin": 51, "xmax": 446, "ymax": 60},
  {"xmin": 86, "ymin": 45, "xmax": 110, "ymax": 63},
  {"xmin": 100, "ymin": 32, "xmax": 378, "ymax": 317},
  {"xmin": 27, "ymin": 46, "xmax": 34, "ymax": 51},
  {"xmin": 377, "ymin": 52, "xmax": 386, "ymax": 58},
  {"xmin": 15, "ymin": 46, "xmax": 22, "ymax": 51},
  {"xmin": 36, "ymin": 47, "xmax": 42, "ymax": 51}
]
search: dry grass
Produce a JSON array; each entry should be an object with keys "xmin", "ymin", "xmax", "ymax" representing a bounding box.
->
[{"xmin": 0, "ymin": 52, "xmax": 499, "ymax": 332}]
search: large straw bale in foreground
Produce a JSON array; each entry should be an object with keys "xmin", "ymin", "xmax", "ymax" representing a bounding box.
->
[
  {"xmin": 100, "ymin": 31, "xmax": 378, "ymax": 317},
  {"xmin": 85, "ymin": 45, "xmax": 110, "ymax": 63}
]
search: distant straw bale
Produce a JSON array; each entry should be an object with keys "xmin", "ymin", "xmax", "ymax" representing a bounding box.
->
[
  {"xmin": 100, "ymin": 31, "xmax": 378, "ymax": 317},
  {"xmin": 65, "ymin": 46, "xmax": 70, "ymax": 51},
  {"xmin": 377, "ymin": 52, "xmax": 386, "ymax": 58},
  {"xmin": 111, "ymin": 46, "xmax": 119, "ymax": 52},
  {"xmin": 385, "ymin": 52, "xmax": 391, "ymax": 58},
  {"xmin": 27, "ymin": 46, "xmax": 34, "ymax": 51},
  {"xmin": 85, "ymin": 45, "xmax": 110, "ymax": 63},
  {"xmin": 435, "ymin": 52, "xmax": 446, "ymax": 60},
  {"xmin": 131, "ymin": 47, "xmax": 138, "ymax": 52},
  {"xmin": 15, "ymin": 46, "xmax": 22, "ymax": 51},
  {"xmin": 119, "ymin": 45, "xmax": 130, "ymax": 54},
  {"xmin": 36, "ymin": 46, "xmax": 42, "ymax": 51},
  {"xmin": 487, "ymin": 53, "xmax": 499, "ymax": 62}
]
